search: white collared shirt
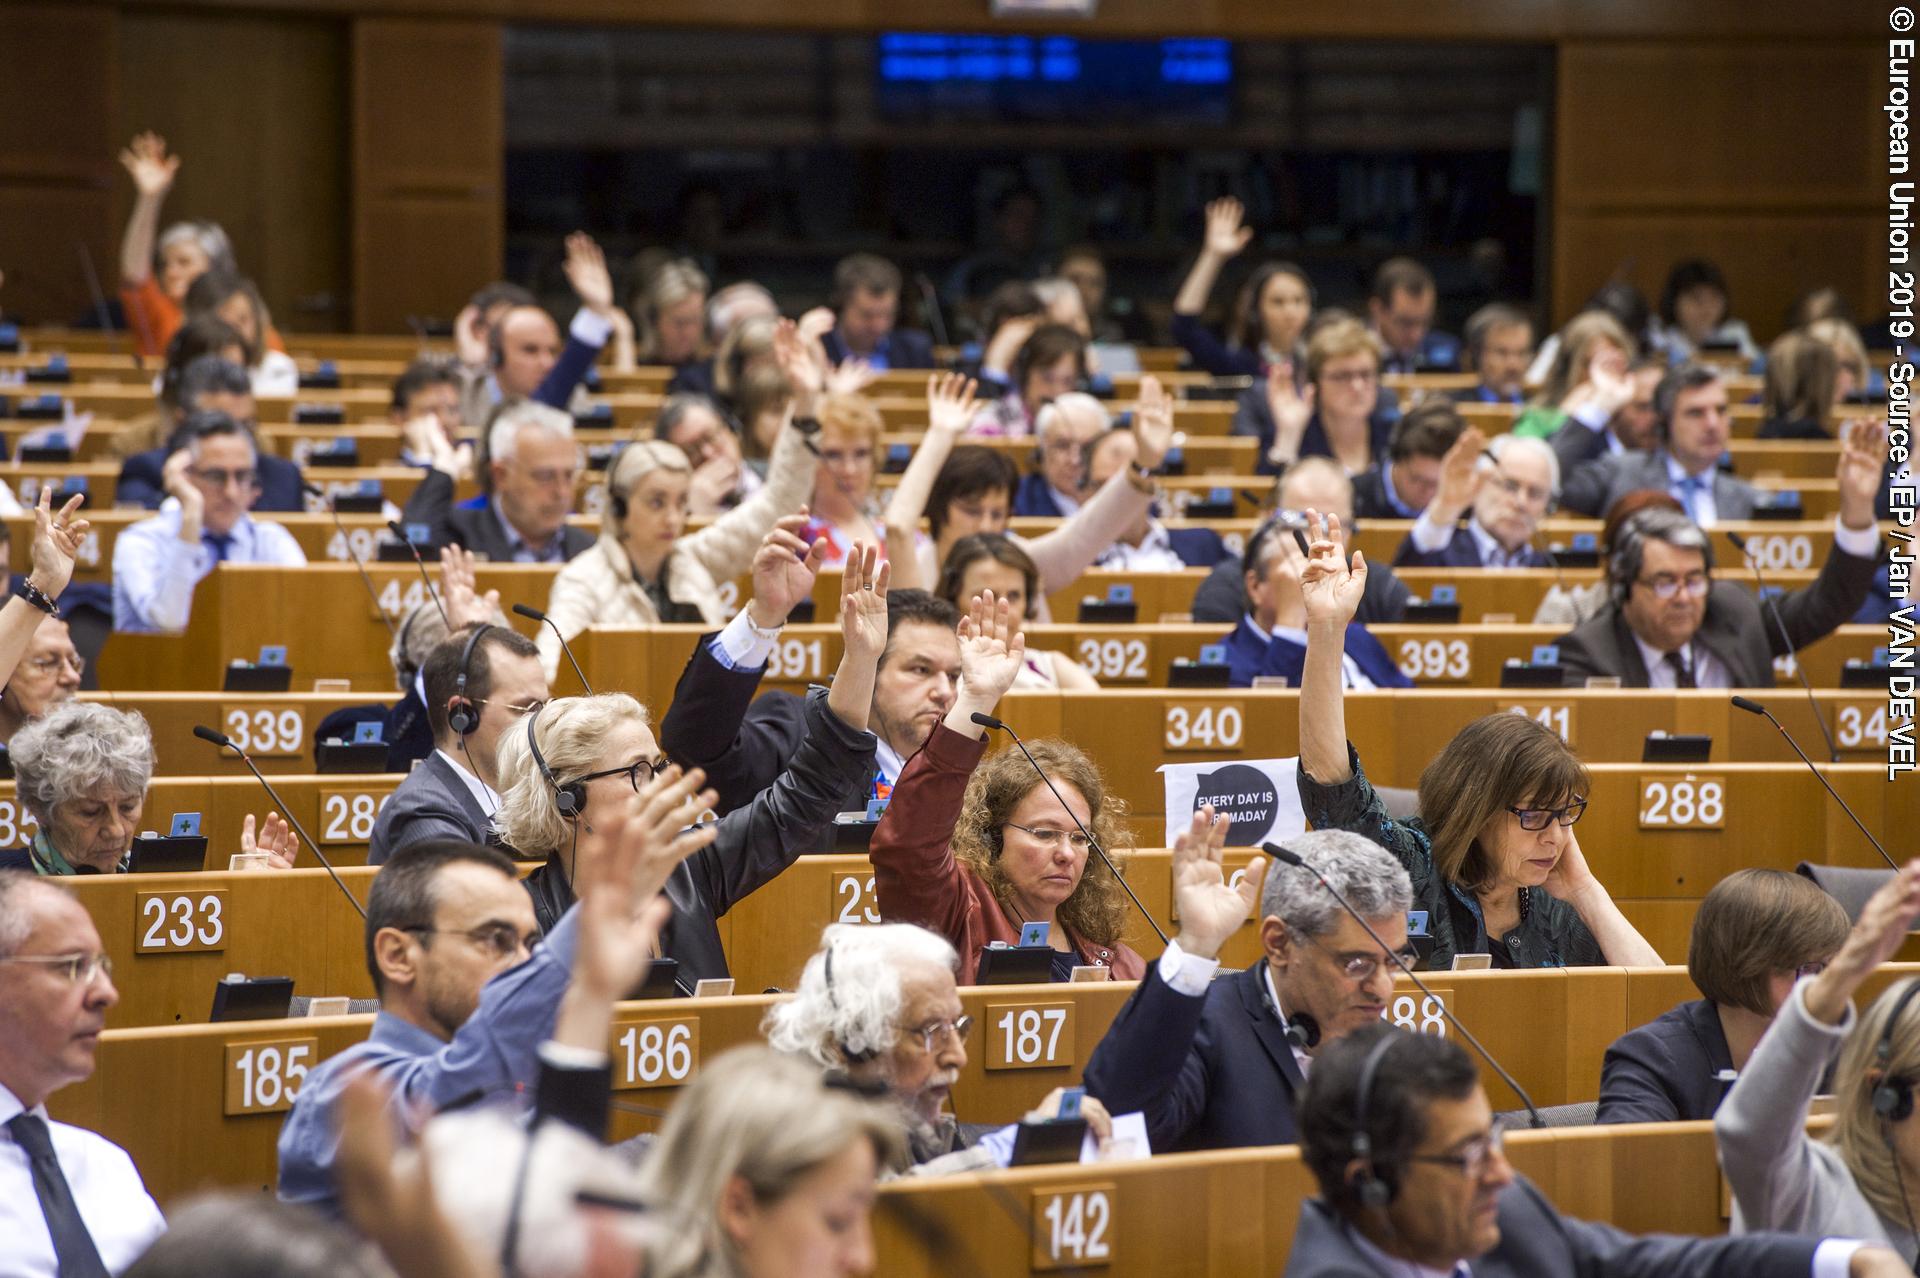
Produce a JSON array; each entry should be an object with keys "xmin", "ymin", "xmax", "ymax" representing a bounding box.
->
[
  {"xmin": 0, "ymin": 1081, "xmax": 165, "ymax": 1276},
  {"xmin": 1096, "ymin": 520, "xmax": 1187, "ymax": 571},
  {"xmin": 434, "ymin": 748, "xmax": 502, "ymax": 814},
  {"xmin": 110, "ymin": 504, "xmax": 308, "ymax": 633},
  {"xmin": 1631, "ymin": 635, "xmax": 1730, "ymax": 690},
  {"xmin": 1408, "ymin": 513, "xmax": 1526, "ymax": 568},
  {"xmin": 1047, "ymin": 482, "xmax": 1083, "ymax": 516},
  {"xmin": 1269, "ymin": 621, "xmax": 1377, "ymax": 690},
  {"xmin": 875, "ymin": 736, "xmax": 907, "ymax": 790}
]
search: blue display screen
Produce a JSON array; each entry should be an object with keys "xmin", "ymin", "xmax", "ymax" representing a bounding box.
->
[{"xmin": 875, "ymin": 34, "xmax": 1232, "ymax": 123}]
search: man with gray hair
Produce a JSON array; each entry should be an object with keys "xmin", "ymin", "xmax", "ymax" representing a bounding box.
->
[
  {"xmin": 400, "ymin": 399, "xmax": 594, "ymax": 564},
  {"xmin": 1082, "ymin": 809, "xmax": 1415, "ymax": 1153},
  {"xmin": 1013, "ymin": 392, "xmax": 1109, "ymax": 517},
  {"xmin": 0, "ymin": 872, "xmax": 166, "ymax": 1272},
  {"xmin": 1394, "ymin": 427, "xmax": 1558, "ymax": 569}
]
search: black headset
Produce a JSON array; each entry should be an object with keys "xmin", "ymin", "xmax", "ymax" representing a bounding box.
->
[
  {"xmin": 824, "ymin": 943, "xmax": 878, "ymax": 1065},
  {"xmin": 445, "ymin": 623, "xmax": 493, "ymax": 737},
  {"xmin": 524, "ymin": 703, "xmax": 584, "ymax": 820},
  {"xmin": 1873, "ymin": 980, "xmax": 1920, "ymax": 1123},
  {"xmin": 1348, "ymin": 1032, "xmax": 1404, "ymax": 1211}
]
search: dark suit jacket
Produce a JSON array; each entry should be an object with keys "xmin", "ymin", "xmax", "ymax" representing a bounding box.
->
[
  {"xmin": 1392, "ymin": 525, "xmax": 1553, "ymax": 570},
  {"xmin": 1597, "ymin": 998, "xmax": 1734, "ymax": 1125},
  {"xmin": 1553, "ymin": 539, "xmax": 1878, "ymax": 687},
  {"xmin": 368, "ymin": 750, "xmax": 492, "ymax": 865},
  {"xmin": 821, "ymin": 326, "xmax": 935, "ymax": 370},
  {"xmin": 399, "ymin": 470, "xmax": 595, "ymax": 562},
  {"xmin": 1283, "ymin": 1180, "xmax": 1821, "ymax": 1278},
  {"xmin": 1012, "ymin": 472, "xmax": 1069, "ymax": 518},
  {"xmin": 1191, "ymin": 554, "xmax": 1410, "ymax": 628},
  {"xmin": 1231, "ymin": 397, "xmax": 1399, "ymax": 478},
  {"xmin": 1165, "ymin": 527, "xmax": 1230, "ymax": 568},
  {"xmin": 1351, "ymin": 465, "xmax": 1420, "ymax": 521},
  {"xmin": 1560, "ymin": 449, "xmax": 1760, "ymax": 521},
  {"xmin": 380, "ymin": 685, "xmax": 434, "ymax": 774},
  {"xmin": 118, "ymin": 449, "xmax": 305, "ymax": 512},
  {"xmin": 1081, "ymin": 962, "xmax": 1304, "ymax": 1153},
  {"xmin": 1548, "ymin": 417, "xmax": 1619, "ymax": 482}
]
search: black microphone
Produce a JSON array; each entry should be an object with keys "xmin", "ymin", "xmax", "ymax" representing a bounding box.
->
[
  {"xmin": 512, "ymin": 602, "xmax": 594, "ymax": 694},
  {"xmin": 1730, "ymin": 696, "xmax": 1896, "ymax": 870},
  {"xmin": 969, "ymin": 711, "xmax": 1170, "ymax": 948},
  {"xmin": 913, "ymin": 272, "xmax": 950, "ymax": 349},
  {"xmin": 386, "ymin": 519, "xmax": 450, "ymax": 628},
  {"xmin": 1726, "ymin": 530, "xmax": 1839, "ymax": 763},
  {"xmin": 194, "ymin": 725, "xmax": 367, "ymax": 918},
  {"xmin": 309, "ymin": 482, "xmax": 396, "ymax": 640},
  {"xmin": 1260, "ymin": 840, "xmax": 1544, "ymax": 1129}
]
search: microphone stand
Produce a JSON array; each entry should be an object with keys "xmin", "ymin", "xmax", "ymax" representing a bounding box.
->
[
  {"xmin": 194, "ymin": 725, "xmax": 367, "ymax": 918},
  {"xmin": 1726, "ymin": 530, "xmax": 1840, "ymax": 763},
  {"xmin": 310, "ymin": 483, "xmax": 396, "ymax": 640},
  {"xmin": 513, "ymin": 602, "xmax": 594, "ymax": 694},
  {"xmin": 386, "ymin": 519, "xmax": 450, "ymax": 627}
]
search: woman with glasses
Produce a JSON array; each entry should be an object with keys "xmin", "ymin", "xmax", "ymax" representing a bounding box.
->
[
  {"xmin": 1295, "ymin": 512, "xmax": 1661, "ymax": 970},
  {"xmin": 1235, "ymin": 315, "xmax": 1397, "ymax": 479},
  {"xmin": 871, "ymin": 592, "xmax": 1147, "ymax": 983},
  {"xmin": 496, "ymin": 544, "xmax": 892, "ymax": 982}
]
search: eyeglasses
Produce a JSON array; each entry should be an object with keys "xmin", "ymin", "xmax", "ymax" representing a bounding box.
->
[
  {"xmin": 1322, "ymin": 368, "xmax": 1378, "ymax": 387},
  {"xmin": 402, "ymin": 924, "xmax": 538, "ymax": 961},
  {"xmin": 904, "ymin": 1014, "xmax": 974, "ymax": 1054},
  {"xmin": 1005, "ymin": 823, "xmax": 1093, "ymax": 853},
  {"xmin": 1635, "ymin": 574, "xmax": 1710, "ymax": 601},
  {"xmin": 1491, "ymin": 472, "xmax": 1552, "ymax": 507},
  {"xmin": 468, "ymin": 697, "xmax": 548, "ymax": 717},
  {"xmin": 521, "ymin": 466, "xmax": 579, "ymax": 488},
  {"xmin": 1505, "ymin": 799, "xmax": 1588, "ymax": 831},
  {"xmin": 1299, "ymin": 933, "xmax": 1417, "ymax": 982},
  {"xmin": 1409, "ymin": 1119, "xmax": 1506, "ymax": 1179},
  {"xmin": 24, "ymin": 653, "xmax": 84, "ymax": 677},
  {"xmin": 820, "ymin": 448, "xmax": 873, "ymax": 470},
  {"xmin": 0, "ymin": 952, "xmax": 113, "ymax": 985},
  {"xmin": 192, "ymin": 467, "xmax": 260, "ymax": 491},
  {"xmin": 575, "ymin": 756, "xmax": 668, "ymax": 793}
]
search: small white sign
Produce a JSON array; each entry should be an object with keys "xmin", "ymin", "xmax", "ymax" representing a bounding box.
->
[{"xmin": 1157, "ymin": 756, "xmax": 1305, "ymax": 848}]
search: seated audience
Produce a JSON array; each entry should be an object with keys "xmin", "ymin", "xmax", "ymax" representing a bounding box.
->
[
  {"xmin": 112, "ymin": 411, "xmax": 307, "ymax": 632},
  {"xmin": 1717, "ymin": 862, "xmax": 1920, "ymax": 1251},
  {"xmin": 390, "ymin": 358, "xmax": 469, "ymax": 476},
  {"xmin": 870, "ymin": 593, "xmax": 1147, "ymax": 982},
  {"xmin": 1236, "ymin": 315, "xmax": 1397, "ymax": 477},
  {"xmin": 1225, "ymin": 514, "xmax": 1412, "ymax": 690},
  {"xmin": 4, "ymin": 701, "xmax": 290, "ymax": 876},
  {"xmin": 968, "ymin": 324, "xmax": 1088, "ymax": 437},
  {"xmin": 0, "ymin": 873, "xmax": 166, "ymax": 1272},
  {"xmin": 935, "ymin": 534, "xmax": 1098, "ymax": 690},
  {"xmin": 1511, "ymin": 311, "xmax": 1637, "ymax": 441},
  {"xmin": 115, "ymin": 131, "xmax": 235, "ymax": 357},
  {"xmin": 670, "ymin": 286, "xmax": 779, "ymax": 400},
  {"xmin": 1652, "ymin": 257, "xmax": 1761, "ymax": 364},
  {"xmin": 958, "ymin": 280, "xmax": 1045, "ymax": 392},
  {"xmin": 1013, "ymin": 393, "xmax": 1107, "ymax": 517},
  {"xmin": 732, "ymin": 361, "xmax": 794, "ymax": 475},
  {"xmin": 0, "ymin": 620, "xmax": 80, "ymax": 748},
  {"xmin": 1297, "ymin": 512, "xmax": 1661, "ymax": 969},
  {"xmin": 1084, "ymin": 818, "xmax": 1413, "ymax": 1152},
  {"xmin": 1531, "ymin": 489, "xmax": 1684, "ymax": 628},
  {"xmin": 451, "ymin": 280, "xmax": 537, "ymax": 427},
  {"xmin": 1058, "ymin": 242, "xmax": 1137, "ymax": 344},
  {"xmin": 1393, "ymin": 429, "xmax": 1557, "ymax": 569},
  {"xmin": 1290, "ymin": 1024, "xmax": 1899, "ymax": 1278},
  {"xmin": 356, "ymin": 544, "xmax": 503, "ymax": 773},
  {"xmin": 1554, "ymin": 440, "xmax": 1882, "ymax": 687},
  {"xmin": 1085, "ymin": 428, "xmax": 1229, "ymax": 570},
  {"xmin": 1760, "ymin": 329, "xmax": 1844, "ymax": 440},
  {"xmin": 1168, "ymin": 197, "xmax": 1314, "ymax": 378},
  {"xmin": 1451, "ymin": 302, "xmax": 1534, "ymax": 404},
  {"xmin": 402, "ymin": 399, "xmax": 592, "ymax": 565},
  {"xmin": 182, "ymin": 270, "xmax": 298, "ymax": 396},
  {"xmin": 1560, "ymin": 363, "xmax": 1762, "ymax": 523},
  {"xmin": 0, "ymin": 490, "xmax": 90, "ymax": 746},
  {"xmin": 536, "ymin": 405, "xmax": 812, "ymax": 681},
  {"xmin": 801, "ymin": 393, "xmax": 889, "ymax": 565},
  {"xmin": 1543, "ymin": 353, "xmax": 1665, "ymax": 482},
  {"xmin": 820, "ymin": 252, "xmax": 933, "ymax": 370},
  {"xmin": 1353, "ymin": 400, "xmax": 1465, "ymax": 521},
  {"xmin": 1368, "ymin": 256, "xmax": 1460, "ymax": 373},
  {"xmin": 500, "ymin": 547, "xmax": 888, "ymax": 965},
  {"xmin": 1811, "ymin": 316, "xmax": 1879, "ymax": 403},
  {"xmin": 368, "ymin": 622, "xmax": 546, "ymax": 865},
  {"xmin": 634, "ymin": 1046, "xmax": 903, "ymax": 1278},
  {"xmin": 1191, "ymin": 457, "xmax": 1412, "ymax": 626},
  {"xmin": 119, "ymin": 356, "xmax": 305, "ymax": 513},
  {"xmin": 630, "ymin": 255, "xmax": 709, "ymax": 373},
  {"xmin": 1525, "ymin": 280, "xmax": 1653, "ymax": 384},
  {"xmin": 1599, "ymin": 869, "xmax": 1849, "ymax": 1124},
  {"xmin": 655, "ymin": 393, "xmax": 762, "ymax": 514}
]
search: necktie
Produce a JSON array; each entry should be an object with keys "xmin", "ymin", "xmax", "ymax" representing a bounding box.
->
[
  {"xmin": 1675, "ymin": 475, "xmax": 1708, "ymax": 524},
  {"xmin": 7, "ymin": 1112, "xmax": 108, "ymax": 1278},
  {"xmin": 1664, "ymin": 649, "xmax": 1696, "ymax": 689},
  {"xmin": 202, "ymin": 531, "xmax": 235, "ymax": 563}
]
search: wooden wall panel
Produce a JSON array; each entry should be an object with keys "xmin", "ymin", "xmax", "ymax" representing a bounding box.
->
[{"xmin": 351, "ymin": 18, "xmax": 501, "ymax": 333}]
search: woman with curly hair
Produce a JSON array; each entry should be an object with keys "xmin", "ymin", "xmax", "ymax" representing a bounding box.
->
[{"xmin": 870, "ymin": 591, "xmax": 1146, "ymax": 982}]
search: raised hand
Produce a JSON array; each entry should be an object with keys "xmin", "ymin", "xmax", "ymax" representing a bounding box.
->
[
  {"xmin": 454, "ymin": 303, "xmax": 490, "ymax": 368},
  {"xmin": 118, "ymin": 132, "xmax": 180, "ymax": 198},
  {"xmin": 614, "ymin": 765, "xmax": 721, "ymax": 910},
  {"xmin": 1428, "ymin": 425, "xmax": 1488, "ymax": 520},
  {"xmin": 927, "ymin": 372, "xmax": 981, "ymax": 437},
  {"xmin": 238, "ymin": 812, "xmax": 296, "ymax": 870},
  {"xmin": 562, "ymin": 232, "xmax": 615, "ymax": 316},
  {"xmin": 825, "ymin": 356, "xmax": 879, "ymax": 398},
  {"xmin": 749, "ymin": 511, "xmax": 826, "ymax": 630},
  {"xmin": 796, "ymin": 306, "xmax": 837, "ymax": 345},
  {"xmin": 439, "ymin": 543, "xmax": 499, "ymax": 631},
  {"xmin": 1264, "ymin": 364, "xmax": 1314, "ymax": 467},
  {"xmin": 1836, "ymin": 417, "xmax": 1890, "ymax": 530},
  {"xmin": 773, "ymin": 317, "xmax": 826, "ymax": 415},
  {"xmin": 1202, "ymin": 197, "xmax": 1253, "ymax": 260},
  {"xmin": 1299, "ymin": 510, "xmax": 1368, "ymax": 627},
  {"xmin": 1805, "ymin": 858, "xmax": 1920, "ymax": 1027},
  {"xmin": 1132, "ymin": 374, "xmax": 1175, "ymax": 471},
  {"xmin": 953, "ymin": 589, "xmax": 1027, "ymax": 713},
  {"xmin": 982, "ymin": 314, "xmax": 1041, "ymax": 375},
  {"xmin": 839, "ymin": 542, "xmax": 891, "ymax": 666},
  {"xmin": 1579, "ymin": 345, "xmax": 1635, "ymax": 416},
  {"xmin": 27, "ymin": 487, "xmax": 89, "ymax": 601},
  {"xmin": 1171, "ymin": 805, "xmax": 1261, "ymax": 961},
  {"xmin": 161, "ymin": 449, "xmax": 204, "ymax": 530}
]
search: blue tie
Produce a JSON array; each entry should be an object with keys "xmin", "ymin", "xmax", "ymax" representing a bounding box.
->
[
  {"xmin": 1675, "ymin": 475, "xmax": 1709, "ymax": 523},
  {"xmin": 202, "ymin": 531, "xmax": 235, "ymax": 563}
]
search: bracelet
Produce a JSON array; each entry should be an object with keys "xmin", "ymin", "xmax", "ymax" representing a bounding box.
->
[
  {"xmin": 1125, "ymin": 462, "xmax": 1156, "ymax": 494},
  {"xmin": 15, "ymin": 580, "xmax": 58, "ymax": 618},
  {"xmin": 744, "ymin": 615, "xmax": 782, "ymax": 641}
]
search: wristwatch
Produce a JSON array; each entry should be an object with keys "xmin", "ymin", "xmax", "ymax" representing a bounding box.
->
[{"xmin": 15, "ymin": 579, "xmax": 58, "ymax": 618}]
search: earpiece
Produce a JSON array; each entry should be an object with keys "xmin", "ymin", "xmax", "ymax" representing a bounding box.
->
[
  {"xmin": 487, "ymin": 323, "xmax": 506, "ymax": 371},
  {"xmin": 1348, "ymin": 1033, "xmax": 1403, "ymax": 1210},
  {"xmin": 825, "ymin": 944, "xmax": 878, "ymax": 1064},
  {"xmin": 446, "ymin": 623, "xmax": 492, "ymax": 737},
  {"xmin": 525, "ymin": 705, "xmax": 585, "ymax": 818},
  {"xmin": 1873, "ymin": 982, "xmax": 1920, "ymax": 1122}
]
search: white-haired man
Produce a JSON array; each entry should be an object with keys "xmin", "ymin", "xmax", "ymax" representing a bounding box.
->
[
  {"xmin": 1393, "ymin": 427, "xmax": 1558, "ymax": 569},
  {"xmin": 1012, "ymin": 392, "xmax": 1109, "ymax": 517},
  {"xmin": 400, "ymin": 401, "xmax": 594, "ymax": 563}
]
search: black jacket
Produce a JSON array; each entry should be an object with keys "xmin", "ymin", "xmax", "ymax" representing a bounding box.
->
[
  {"xmin": 399, "ymin": 470, "xmax": 595, "ymax": 562},
  {"xmin": 1597, "ymin": 998, "xmax": 1736, "ymax": 1125},
  {"xmin": 522, "ymin": 687, "xmax": 875, "ymax": 984}
]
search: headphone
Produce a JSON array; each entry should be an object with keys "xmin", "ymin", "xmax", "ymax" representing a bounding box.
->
[
  {"xmin": 1873, "ymin": 981, "xmax": 1920, "ymax": 1123},
  {"xmin": 1479, "ymin": 435, "xmax": 1561, "ymax": 517},
  {"xmin": 1348, "ymin": 1033, "xmax": 1405, "ymax": 1210},
  {"xmin": 445, "ymin": 624, "xmax": 493, "ymax": 737},
  {"xmin": 824, "ymin": 944, "xmax": 878, "ymax": 1065},
  {"xmin": 524, "ymin": 703, "xmax": 585, "ymax": 819}
]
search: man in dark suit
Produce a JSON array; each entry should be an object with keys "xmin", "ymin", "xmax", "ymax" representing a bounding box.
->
[
  {"xmin": 1013, "ymin": 393, "xmax": 1107, "ymax": 517},
  {"xmin": 1081, "ymin": 822, "xmax": 1414, "ymax": 1154},
  {"xmin": 1353, "ymin": 401, "xmax": 1464, "ymax": 521},
  {"xmin": 819, "ymin": 252, "xmax": 934, "ymax": 370},
  {"xmin": 368, "ymin": 624, "xmax": 547, "ymax": 864},
  {"xmin": 1394, "ymin": 429, "xmax": 1557, "ymax": 570},
  {"xmin": 117, "ymin": 356, "xmax": 305, "ymax": 512},
  {"xmin": 400, "ymin": 401, "xmax": 594, "ymax": 563},
  {"xmin": 1561, "ymin": 363, "xmax": 1762, "ymax": 522},
  {"xmin": 1447, "ymin": 303, "xmax": 1533, "ymax": 406},
  {"xmin": 1287, "ymin": 1025, "xmax": 1900, "ymax": 1278},
  {"xmin": 1555, "ymin": 424, "xmax": 1884, "ymax": 687},
  {"xmin": 1546, "ymin": 357, "xmax": 1663, "ymax": 479}
]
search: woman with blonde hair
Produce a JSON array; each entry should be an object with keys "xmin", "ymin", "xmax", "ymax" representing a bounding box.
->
[
  {"xmin": 633, "ymin": 256, "xmax": 710, "ymax": 368},
  {"xmin": 636, "ymin": 1046, "xmax": 905, "ymax": 1278},
  {"xmin": 1760, "ymin": 330, "xmax": 1843, "ymax": 440},
  {"xmin": 1511, "ymin": 310, "xmax": 1637, "ymax": 439},
  {"xmin": 1717, "ymin": 861, "xmax": 1920, "ymax": 1254},
  {"xmin": 872, "ymin": 592, "xmax": 1146, "ymax": 981}
]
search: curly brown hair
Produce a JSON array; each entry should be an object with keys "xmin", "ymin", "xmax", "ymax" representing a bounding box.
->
[{"xmin": 951, "ymin": 740, "xmax": 1135, "ymax": 946}]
